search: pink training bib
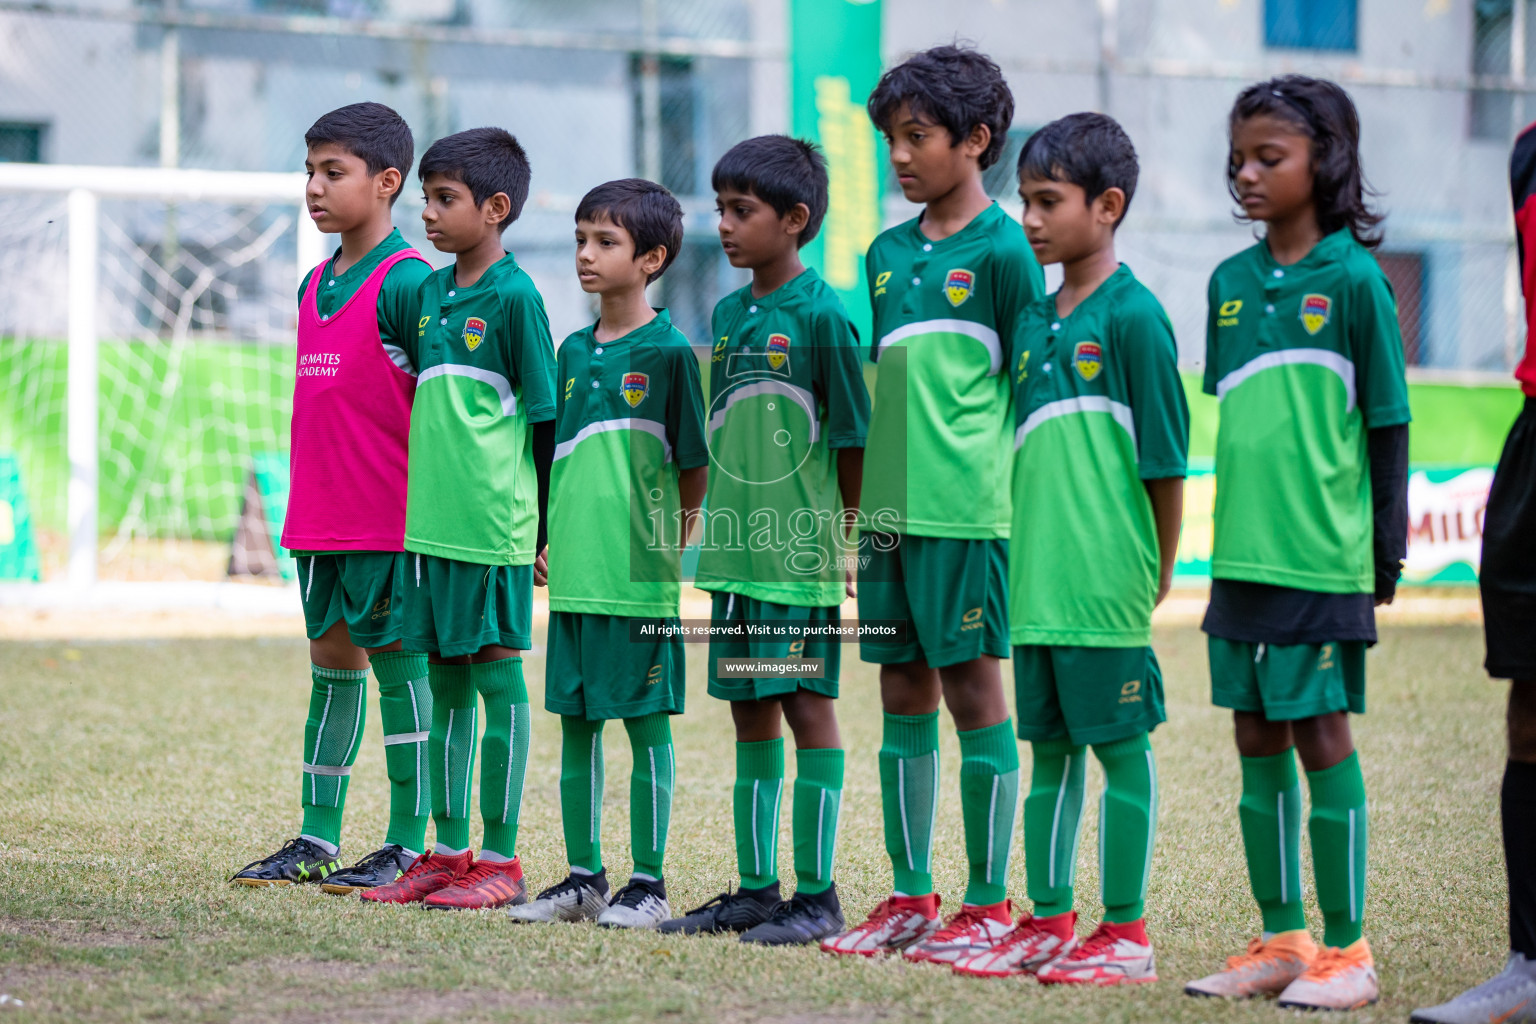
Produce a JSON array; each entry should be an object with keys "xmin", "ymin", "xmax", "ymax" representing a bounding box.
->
[{"xmin": 281, "ymin": 249, "xmax": 427, "ymax": 552}]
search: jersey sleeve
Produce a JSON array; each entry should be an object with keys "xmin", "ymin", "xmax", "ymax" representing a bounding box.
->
[
  {"xmin": 376, "ymin": 256, "xmax": 434, "ymax": 370},
  {"xmin": 1123, "ymin": 297, "xmax": 1190, "ymax": 480},
  {"xmin": 296, "ymin": 267, "xmax": 314, "ymax": 310},
  {"xmin": 1350, "ymin": 268, "xmax": 1412, "ymax": 429},
  {"xmin": 814, "ymin": 308, "xmax": 871, "ymax": 449},
  {"xmin": 507, "ymin": 281, "xmax": 558, "ymax": 424},
  {"xmin": 1202, "ymin": 274, "xmax": 1220, "ymax": 397},
  {"xmin": 989, "ymin": 226, "xmax": 1047, "ymax": 346},
  {"xmin": 668, "ymin": 342, "xmax": 710, "ymax": 471}
]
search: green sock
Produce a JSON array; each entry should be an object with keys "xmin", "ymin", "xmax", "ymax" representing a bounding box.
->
[
  {"xmin": 299, "ymin": 665, "xmax": 368, "ymax": 849},
  {"xmin": 1094, "ymin": 733, "xmax": 1157, "ymax": 924},
  {"xmin": 793, "ymin": 747, "xmax": 844, "ymax": 895},
  {"xmin": 1308, "ymin": 750, "xmax": 1368, "ymax": 947},
  {"xmin": 1024, "ymin": 737, "xmax": 1086, "ymax": 917},
  {"xmin": 371, "ymin": 651, "xmax": 431, "ymax": 854},
  {"xmin": 427, "ymin": 664, "xmax": 475, "ymax": 852},
  {"xmin": 958, "ymin": 720, "xmax": 1020, "ymax": 906},
  {"xmin": 735, "ymin": 738, "xmax": 785, "ymax": 890},
  {"xmin": 560, "ymin": 716, "xmax": 605, "ymax": 873},
  {"xmin": 474, "ymin": 658, "xmax": 530, "ymax": 860},
  {"xmin": 1240, "ymin": 750, "xmax": 1306, "ymax": 934},
  {"xmin": 879, "ymin": 711, "xmax": 940, "ymax": 896},
  {"xmin": 625, "ymin": 713, "xmax": 674, "ymax": 879}
]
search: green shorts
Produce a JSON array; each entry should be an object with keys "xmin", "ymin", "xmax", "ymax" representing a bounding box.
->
[
  {"xmin": 705, "ymin": 591, "xmax": 841, "ymax": 701},
  {"xmin": 294, "ymin": 551, "xmax": 405, "ymax": 648},
  {"xmin": 856, "ymin": 532, "xmax": 1009, "ymax": 668},
  {"xmin": 1208, "ymin": 636, "xmax": 1367, "ymax": 720},
  {"xmin": 401, "ymin": 552, "xmax": 533, "ymax": 658},
  {"xmin": 1013, "ymin": 644, "xmax": 1166, "ymax": 745},
  {"xmin": 546, "ymin": 611, "xmax": 685, "ymax": 721}
]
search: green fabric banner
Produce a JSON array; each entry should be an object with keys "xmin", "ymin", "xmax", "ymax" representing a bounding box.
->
[{"xmin": 789, "ymin": 0, "xmax": 883, "ymax": 344}]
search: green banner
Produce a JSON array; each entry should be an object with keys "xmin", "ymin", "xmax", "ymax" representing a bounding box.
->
[
  {"xmin": 0, "ymin": 452, "xmax": 41, "ymax": 581},
  {"xmin": 790, "ymin": 0, "xmax": 883, "ymax": 344}
]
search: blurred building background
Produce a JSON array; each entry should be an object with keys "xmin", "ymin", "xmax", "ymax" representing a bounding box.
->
[{"xmin": 1, "ymin": 0, "xmax": 1528, "ymax": 370}]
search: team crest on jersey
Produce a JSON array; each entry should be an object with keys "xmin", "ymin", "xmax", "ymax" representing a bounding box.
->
[
  {"xmin": 1074, "ymin": 341, "xmax": 1103, "ymax": 382},
  {"xmin": 945, "ymin": 268, "xmax": 975, "ymax": 307},
  {"xmin": 622, "ymin": 371, "xmax": 650, "ymax": 408},
  {"xmin": 766, "ymin": 333, "xmax": 791, "ymax": 371},
  {"xmin": 462, "ymin": 316, "xmax": 487, "ymax": 352},
  {"xmin": 1299, "ymin": 293, "xmax": 1332, "ymax": 336}
]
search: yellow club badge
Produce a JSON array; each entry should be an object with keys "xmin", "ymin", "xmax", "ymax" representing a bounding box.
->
[
  {"xmin": 766, "ymin": 333, "xmax": 790, "ymax": 371},
  {"xmin": 622, "ymin": 371, "xmax": 649, "ymax": 408},
  {"xmin": 1073, "ymin": 340, "xmax": 1103, "ymax": 382},
  {"xmin": 1299, "ymin": 294, "xmax": 1332, "ymax": 336},
  {"xmin": 462, "ymin": 316, "xmax": 487, "ymax": 352},
  {"xmin": 945, "ymin": 268, "xmax": 975, "ymax": 307}
]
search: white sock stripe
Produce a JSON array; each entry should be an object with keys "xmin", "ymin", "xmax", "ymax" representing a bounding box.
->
[
  {"xmin": 406, "ymin": 678, "xmax": 424, "ymax": 731},
  {"xmin": 828, "ymin": 791, "xmax": 842, "ymax": 878},
  {"xmin": 927, "ymin": 751, "xmax": 939, "ymax": 873},
  {"xmin": 751, "ymin": 779, "xmax": 761, "ymax": 876},
  {"xmin": 897, "ymin": 759, "xmax": 914, "ymax": 872},
  {"xmin": 986, "ymin": 774, "xmax": 1000, "ymax": 885},
  {"xmin": 312, "ymin": 683, "xmax": 334, "ymax": 764},
  {"xmin": 445, "ymin": 708, "xmax": 455, "ymax": 817},
  {"xmin": 770, "ymin": 778, "xmax": 783, "ymax": 869},
  {"xmin": 383, "ymin": 730, "xmax": 429, "ymax": 746},
  {"xmin": 415, "ymin": 739, "xmax": 425, "ymax": 817},
  {"xmin": 463, "ymin": 706, "xmax": 477, "ymax": 819},
  {"xmin": 649, "ymin": 746, "xmax": 659, "ymax": 852},
  {"xmin": 502, "ymin": 705, "xmax": 515, "ymax": 825},
  {"xmin": 1277, "ymin": 790, "xmax": 1289, "ymax": 902},
  {"xmin": 590, "ymin": 732, "xmax": 600, "ymax": 843},
  {"xmin": 1347, "ymin": 806, "xmax": 1358, "ymax": 922},
  {"xmin": 1049, "ymin": 753, "xmax": 1072, "ymax": 888},
  {"xmin": 339, "ymin": 682, "xmax": 367, "ymax": 776},
  {"xmin": 303, "ymin": 762, "xmax": 352, "ymax": 777},
  {"xmin": 1141, "ymin": 749, "xmax": 1159, "ymax": 899},
  {"xmin": 816, "ymin": 788, "xmax": 827, "ymax": 879}
]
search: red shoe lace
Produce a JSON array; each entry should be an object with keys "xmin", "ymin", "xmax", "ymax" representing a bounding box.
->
[
  {"xmin": 859, "ymin": 897, "xmax": 906, "ymax": 928},
  {"xmin": 1070, "ymin": 924, "xmax": 1119, "ymax": 958},
  {"xmin": 446, "ymin": 861, "xmax": 501, "ymax": 890},
  {"xmin": 396, "ymin": 852, "xmax": 440, "ymax": 880},
  {"xmin": 930, "ymin": 904, "xmax": 1002, "ymax": 942}
]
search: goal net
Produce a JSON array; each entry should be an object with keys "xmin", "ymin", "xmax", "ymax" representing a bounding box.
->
[{"xmin": 0, "ymin": 164, "xmax": 323, "ymax": 587}]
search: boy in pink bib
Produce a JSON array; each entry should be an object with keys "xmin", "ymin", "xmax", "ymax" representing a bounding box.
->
[{"xmin": 231, "ymin": 102, "xmax": 435, "ymax": 894}]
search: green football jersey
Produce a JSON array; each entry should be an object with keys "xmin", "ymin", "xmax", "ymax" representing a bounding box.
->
[
  {"xmin": 1008, "ymin": 265, "xmax": 1189, "ymax": 647},
  {"xmin": 863, "ymin": 202, "xmax": 1045, "ymax": 539},
  {"xmin": 404, "ymin": 253, "xmax": 557, "ymax": 566},
  {"xmin": 548, "ymin": 309, "xmax": 709, "ymax": 617},
  {"xmin": 694, "ymin": 269, "xmax": 871, "ymax": 608},
  {"xmin": 298, "ymin": 229, "xmax": 433, "ymax": 374},
  {"xmin": 1203, "ymin": 230, "xmax": 1411, "ymax": 593}
]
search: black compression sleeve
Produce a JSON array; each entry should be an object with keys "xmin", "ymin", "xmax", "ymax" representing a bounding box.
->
[
  {"xmin": 1367, "ymin": 423, "xmax": 1410, "ymax": 603},
  {"xmin": 533, "ymin": 418, "xmax": 556, "ymax": 555}
]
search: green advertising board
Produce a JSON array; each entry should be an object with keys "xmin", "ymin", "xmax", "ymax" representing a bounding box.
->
[
  {"xmin": 789, "ymin": 0, "xmax": 883, "ymax": 344},
  {"xmin": 0, "ymin": 452, "xmax": 41, "ymax": 581}
]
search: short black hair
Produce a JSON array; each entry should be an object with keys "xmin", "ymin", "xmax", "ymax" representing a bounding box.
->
[
  {"xmin": 418, "ymin": 127, "xmax": 531, "ymax": 231},
  {"xmin": 305, "ymin": 102, "xmax": 413, "ymax": 205},
  {"xmin": 1227, "ymin": 75, "xmax": 1383, "ymax": 249},
  {"xmin": 711, "ymin": 135, "xmax": 829, "ymax": 247},
  {"xmin": 867, "ymin": 44, "xmax": 1014, "ymax": 170},
  {"xmin": 575, "ymin": 178, "xmax": 684, "ymax": 283},
  {"xmin": 1017, "ymin": 112, "xmax": 1139, "ymax": 226}
]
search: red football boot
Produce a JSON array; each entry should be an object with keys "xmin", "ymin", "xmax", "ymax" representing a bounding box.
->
[
  {"xmin": 422, "ymin": 856, "xmax": 528, "ymax": 910},
  {"xmin": 358, "ymin": 849, "xmax": 472, "ymax": 905}
]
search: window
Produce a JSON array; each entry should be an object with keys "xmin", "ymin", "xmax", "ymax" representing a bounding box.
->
[
  {"xmin": 1471, "ymin": 0, "xmax": 1536, "ymax": 140},
  {"xmin": 0, "ymin": 122, "xmax": 46, "ymax": 163},
  {"xmin": 1376, "ymin": 252, "xmax": 1426, "ymax": 366},
  {"xmin": 1264, "ymin": 0, "xmax": 1358, "ymax": 51}
]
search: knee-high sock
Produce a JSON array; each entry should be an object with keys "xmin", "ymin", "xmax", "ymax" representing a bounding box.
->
[
  {"xmin": 625, "ymin": 713, "xmax": 675, "ymax": 879},
  {"xmin": 560, "ymin": 716, "xmax": 605, "ymax": 873},
  {"xmin": 474, "ymin": 658, "xmax": 530, "ymax": 860},
  {"xmin": 793, "ymin": 747, "xmax": 844, "ymax": 895},
  {"xmin": 1507, "ymin": 760, "xmax": 1536, "ymax": 957},
  {"xmin": 427, "ymin": 664, "xmax": 476, "ymax": 853},
  {"xmin": 1240, "ymin": 750, "xmax": 1306, "ymax": 935},
  {"xmin": 1308, "ymin": 750, "xmax": 1368, "ymax": 948},
  {"xmin": 371, "ymin": 651, "xmax": 431, "ymax": 854},
  {"xmin": 735, "ymin": 738, "xmax": 784, "ymax": 890},
  {"xmin": 958, "ymin": 720, "xmax": 1019, "ymax": 906},
  {"xmin": 880, "ymin": 711, "xmax": 940, "ymax": 897},
  {"xmin": 300, "ymin": 665, "xmax": 368, "ymax": 849},
  {"xmin": 1095, "ymin": 733, "xmax": 1158, "ymax": 924},
  {"xmin": 1024, "ymin": 737, "xmax": 1086, "ymax": 917}
]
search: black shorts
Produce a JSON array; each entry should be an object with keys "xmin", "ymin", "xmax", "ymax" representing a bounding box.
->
[{"xmin": 1482, "ymin": 395, "xmax": 1536, "ymax": 681}]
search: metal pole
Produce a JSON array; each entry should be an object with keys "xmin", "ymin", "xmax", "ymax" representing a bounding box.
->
[
  {"xmin": 639, "ymin": 0, "xmax": 662, "ymax": 184},
  {"xmin": 67, "ymin": 188, "xmax": 99, "ymax": 588},
  {"xmin": 159, "ymin": 7, "xmax": 180, "ymax": 169},
  {"xmin": 1097, "ymin": 0, "xmax": 1118, "ymax": 115}
]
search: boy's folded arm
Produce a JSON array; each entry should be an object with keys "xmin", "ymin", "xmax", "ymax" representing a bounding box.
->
[{"xmin": 1367, "ymin": 423, "xmax": 1410, "ymax": 605}]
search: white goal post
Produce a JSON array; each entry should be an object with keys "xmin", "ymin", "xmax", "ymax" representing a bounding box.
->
[{"xmin": 0, "ymin": 162, "xmax": 323, "ymax": 590}]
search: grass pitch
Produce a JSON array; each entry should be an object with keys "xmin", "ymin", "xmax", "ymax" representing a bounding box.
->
[{"xmin": 0, "ymin": 624, "xmax": 1509, "ymax": 1022}]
